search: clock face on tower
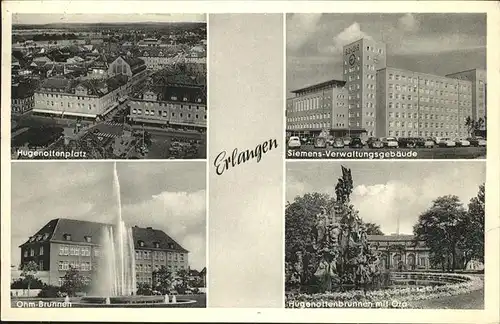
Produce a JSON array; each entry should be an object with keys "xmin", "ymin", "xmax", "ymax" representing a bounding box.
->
[{"xmin": 349, "ymin": 54, "xmax": 356, "ymax": 66}]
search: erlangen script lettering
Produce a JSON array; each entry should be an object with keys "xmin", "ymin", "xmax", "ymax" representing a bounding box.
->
[{"xmin": 214, "ymin": 139, "xmax": 278, "ymax": 175}]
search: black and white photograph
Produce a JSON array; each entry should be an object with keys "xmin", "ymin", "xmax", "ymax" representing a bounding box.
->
[
  {"xmin": 11, "ymin": 13, "xmax": 207, "ymax": 160},
  {"xmin": 285, "ymin": 161, "xmax": 485, "ymax": 309},
  {"xmin": 286, "ymin": 13, "xmax": 487, "ymax": 159},
  {"xmin": 10, "ymin": 162, "xmax": 206, "ymax": 307}
]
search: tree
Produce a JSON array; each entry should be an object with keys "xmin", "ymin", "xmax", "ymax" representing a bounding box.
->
[
  {"xmin": 363, "ymin": 222, "xmax": 384, "ymax": 235},
  {"xmin": 175, "ymin": 269, "xmax": 190, "ymax": 294},
  {"xmin": 19, "ymin": 261, "xmax": 39, "ymax": 297},
  {"xmin": 152, "ymin": 266, "xmax": 174, "ymax": 294},
  {"xmin": 460, "ymin": 184, "xmax": 485, "ymax": 267},
  {"xmin": 465, "ymin": 116, "xmax": 485, "ymax": 137},
  {"xmin": 413, "ymin": 195, "xmax": 468, "ymax": 271},
  {"xmin": 60, "ymin": 266, "xmax": 86, "ymax": 297}
]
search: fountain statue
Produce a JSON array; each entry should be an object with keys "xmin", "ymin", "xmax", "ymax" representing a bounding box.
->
[
  {"xmin": 93, "ymin": 162, "xmax": 137, "ymax": 296},
  {"xmin": 312, "ymin": 165, "xmax": 382, "ymax": 292}
]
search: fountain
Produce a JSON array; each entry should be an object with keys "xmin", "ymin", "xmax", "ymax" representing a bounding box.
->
[
  {"xmin": 76, "ymin": 162, "xmax": 197, "ymax": 307},
  {"xmin": 285, "ymin": 165, "xmax": 483, "ymax": 308}
]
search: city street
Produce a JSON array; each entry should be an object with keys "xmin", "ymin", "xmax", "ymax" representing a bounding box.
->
[{"xmin": 287, "ymin": 145, "xmax": 486, "ymax": 159}]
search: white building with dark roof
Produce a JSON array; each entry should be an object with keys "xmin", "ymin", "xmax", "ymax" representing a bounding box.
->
[
  {"xmin": 33, "ymin": 75, "xmax": 129, "ymax": 119},
  {"xmin": 19, "ymin": 218, "xmax": 189, "ymax": 287}
]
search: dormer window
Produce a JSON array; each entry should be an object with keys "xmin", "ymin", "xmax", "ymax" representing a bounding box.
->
[
  {"xmin": 85, "ymin": 236, "xmax": 92, "ymax": 243},
  {"xmin": 168, "ymin": 243, "xmax": 174, "ymax": 249},
  {"xmin": 29, "ymin": 236, "xmax": 35, "ymax": 243},
  {"xmin": 138, "ymin": 240, "xmax": 145, "ymax": 247},
  {"xmin": 63, "ymin": 233, "xmax": 72, "ymax": 241},
  {"xmin": 154, "ymin": 242, "xmax": 160, "ymax": 248}
]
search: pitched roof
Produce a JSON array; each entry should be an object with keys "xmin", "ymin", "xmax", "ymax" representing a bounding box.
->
[
  {"xmin": 20, "ymin": 218, "xmax": 188, "ymax": 253},
  {"xmin": 132, "ymin": 226, "xmax": 188, "ymax": 253},
  {"xmin": 40, "ymin": 77, "xmax": 72, "ymax": 91}
]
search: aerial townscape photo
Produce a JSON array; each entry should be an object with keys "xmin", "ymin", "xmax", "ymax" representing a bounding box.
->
[
  {"xmin": 11, "ymin": 13, "xmax": 207, "ymax": 160},
  {"xmin": 286, "ymin": 13, "xmax": 487, "ymax": 159},
  {"xmin": 11, "ymin": 162, "xmax": 207, "ymax": 307}
]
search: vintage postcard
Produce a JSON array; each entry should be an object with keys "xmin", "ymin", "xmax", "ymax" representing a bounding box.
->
[{"xmin": 1, "ymin": 1, "xmax": 499, "ymax": 324}]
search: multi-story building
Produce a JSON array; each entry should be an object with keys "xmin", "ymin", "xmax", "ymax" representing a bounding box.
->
[
  {"xmin": 33, "ymin": 75, "xmax": 129, "ymax": 120},
  {"xmin": 446, "ymin": 69, "xmax": 487, "ymax": 123},
  {"xmin": 286, "ymin": 79, "xmax": 348, "ymax": 137},
  {"xmin": 286, "ymin": 37, "xmax": 485, "ymax": 139},
  {"xmin": 367, "ymin": 234, "xmax": 430, "ymax": 270},
  {"xmin": 19, "ymin": 218, "xmax": 189, "ymax": 287},
  {"xmin": 12, "ymin": 81, "xmax": 35, "ymax": 115},
  {"xmin": 376, "ymin": 67, "xmax": 473, "ymax": 138},
  {"xmin": 129, "ymin": 72, "xmax": 207, "ymax": 129},
  {"xmin": 342, "ymin": 38, "xmax": 387, "ymax": 137}
]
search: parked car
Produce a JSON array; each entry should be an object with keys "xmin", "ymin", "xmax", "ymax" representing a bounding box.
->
[
  {"xmin": 332, "ymin": 137, "xmax": 345, "ymax": 148},
  {"xmin": 438, "ymin": 138, "xmax": 456, "ymax": 147},
  {"xmin": 342, "ymin": 136, "xmax": 352, "ymax": 146},
  {"xmin": 288, "ymin": 136, "xmax": 301, "ymax": 149},
  {"xmin": 467, "ymin": 137, "xmax": 487, "ymax": 147},
  {"xmin": 349, "ymin": 137, "xmax": 364, "ymax": 148},
  {"xmin": 382, "ymin": 137, "xmax": 399, "ymax": 148},
  {"xmin": 314, "ymin": 136, "xmax": 327, "ymax": 148},
  {"xmin": 455, "ymin": 138, "xmax": 471, "ymax": 147},
  {"xmin": 369, "ymin": 138, "xmax": 384, "ymax": 149},
  {"xmin": 326, "ymin": 136, "xmax": 335, "ymax": 146},
  {"xmin": 423, "ymin": 138, "xmax": 435, "ymax": 148},
  {"xmin": 398, "ymin": 137, "xmax": 417, "ymax": 148}
]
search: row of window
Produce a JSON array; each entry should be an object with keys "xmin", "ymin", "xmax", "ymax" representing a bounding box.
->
[
  {"xmin": 58, "ymin": 276, "xmax": 90, "ymax": 286},
  {"xmin": 388, "ymin": 83, "xmax": 471, "ymax": 96},
  {"xmin": 135, "ymin": 250, "xmax": 185, "ymax": 261},
  {"xmin": 23, "ymin": 246, "xmax": 43, "ymax": 257},
  {"xmin": 287, "ymin": 113, "xmax": 331, "ymax": 123},
  {"xmin": 137, "ymin": 263, "xmax": 187, "ymax": 273},
  {"xmin": 388, "ymin": 130, "xmax": 467, "ymax": 138},
  {"xmin": 58, "ymin": 245, "xmax": 94, "ymax": 257},
  {"xmin": 131, "ymin": 109, "xmax": 207, "ymax": 120},
  {"xmin": 387, "ymin": 101, "xmax": 471, "ymax": 112},
  {"xmin": 388, "ymin": 121, "xmax": 464, "ymax": 129},
  {"xmin": 388, "ymin": 112, "xmax": 467, "ymax": 121},
  {"xmin": 139, "ymin": 101, "xmax": 206, "ymax": 110},
  {"xmin": 388, "ymin": 73, "xmax": 472, "ymax": 91},
  {"xmin": 287, "ymin": 122, "xmax": 331, "ymax": 130},
  {"xmin": 39, "ymin": 100, "xmax": 96, "ymax": 110},
  {"xmin": 58, "ymin": 261, "xmax": 92, "ymax": 271}
]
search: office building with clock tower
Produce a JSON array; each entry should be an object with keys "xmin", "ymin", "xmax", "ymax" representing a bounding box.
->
[{"xmin": 342, "ymin": 38, "xmax": 387, "ymax": 138}]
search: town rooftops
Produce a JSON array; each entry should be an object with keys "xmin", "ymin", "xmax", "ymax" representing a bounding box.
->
[
  {"xmin": 20, "ymin": 218, "xmax": 188, "ymax": 253},
  {"xmin": 40, "ymin": 77, "xmax": 73, "ymax": 91},
  {"xmin": 291, "ymin": 79, "xmax": 346, "ymax": 94}
]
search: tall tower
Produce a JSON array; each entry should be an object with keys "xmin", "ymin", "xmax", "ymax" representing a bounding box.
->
[{"xmin": 342, "ymin": 38, "xmax": 386, "ymax": 138}]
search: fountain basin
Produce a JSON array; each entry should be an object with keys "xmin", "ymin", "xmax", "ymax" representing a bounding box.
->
[{"xmin": 74, "ymin": 296, "xmax": 197, "ymax": 307}]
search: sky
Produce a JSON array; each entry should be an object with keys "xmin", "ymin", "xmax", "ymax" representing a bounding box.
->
[
  {"xmin": 286, "ymin": 161, "xmax": 485, "ymax": 235},
  {"xmin": 287, "ymin": 13, "xmax": 486, "ymax": 96},
  {"xmin": 11, "ymin": 162, "xmax": 206, "ymax": 271},
  {"xmin": 13, "ymin": 13, "xmax": 207, "ymax": 25}
]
